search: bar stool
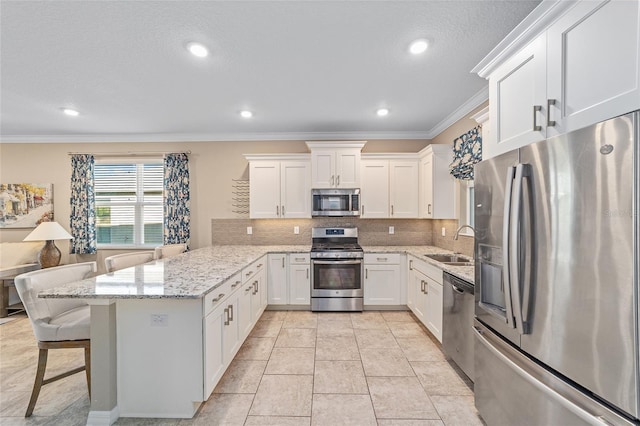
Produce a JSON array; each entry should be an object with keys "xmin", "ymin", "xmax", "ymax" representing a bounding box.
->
[
  {"xmin": 104, "ymin": 251, "xmax": 155, "ymax": 273},
  {"xmin": 14, "ymin": 262, "xmax": 97, "ymax": 417},
  {"xmin": 154, "ymin": 243, "xmax": 187, "ymax": 259}
]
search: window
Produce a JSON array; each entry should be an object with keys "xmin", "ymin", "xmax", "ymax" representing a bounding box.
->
[
  {"xmin": 95, "ymin": 160, "xmax": 163, "ymax": 247},
  {"xmin": 457, "ymin": 180, "xmax": 475, "ymax": 235}
]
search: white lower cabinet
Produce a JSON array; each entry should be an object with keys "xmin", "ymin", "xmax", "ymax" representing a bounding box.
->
[
  {"xmin": 289, "ymin": 254, "xmax": 311, "ymax": 305},
  {"xmin": 364, "ymin": 254, "xmax": 401, "ymax": 305},
  {"xmin": 407, "ymin": 255, "xmax": 444, "ymax": 342},
  {"xmin": 267, "ymin": 254, "xmax": 288, "ymax": 304}
]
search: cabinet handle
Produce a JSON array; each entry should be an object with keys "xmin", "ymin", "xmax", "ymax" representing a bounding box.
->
[
  {"xmin": 533, "ymin": 105, "xmax": 542, "ymax": 131},
  {"xmin": 224, "ymin": 308, "xmax": 230, "ymax": 326},
  {"xmin": 425, "ymin": 282, "xmax": 429, "ymax": 295},
  {"xmin": 276, "ymin": 205, "xmax": 280, "ymax": 216},
  {"xmin": 377, "ymin": 257, "xmax": 387, "ymax": 262},
  {"xmin": 245, "ymin": 287, "xmax": 253, "ymax": 293},
  {"xmin": 420, "ymin": 280, "xmax": 425, "ymax": 293},
  {"xmin": 391, "ymin": 205, "xmax": 394, "ymax": 216},
  {"xmin": 362, "ymin": 205, "xmax": 365, "ymax": 215},
  {"xmin": 336, "ymin": 175, "xmax": 340, "ymax": 186},
  {"xmin": 547, "ymin": 99, "xmax": 556, "ymax": 127},
  {"xmin": 282, "ymin": 257, "xmax": 285, "ymax": 268},
  {"xmin": 331, "ymin": 175, "xmax": 335, "ymax": 187},
  {"xmin": 306, "ymin": 268, "xmax": 309, "ymax": 279},
  {"xmin": 232, "ymin": 281, "xmax": 241, "ymax": 289},
  {"xmin": 253, "ymin": 281, "xmax": 258, "ymax": 295},
  {"xmin": 428, "ymin": 204, "xmax": 431, "ymax": 215},
  {"xmin": 365, "ymin": 268, "xmax": 368, "ymax": 279},
  {"xmin": 229, "ymin": 304, "xmax": 234, "ymax": 321},
  {"xmin": 409, "ymin": 260, "xmax": 413, "ymax": 270},
  {"xmin": 212, "ymin": 293, "xmax": 225, "ymax": 303},
  {"xmin": 295, "ymin": 257, "xmax": 305, "ymax": 262},
  {"xmin": 257, "ymin": 263, "xmax": 263, "ymax": 268},
  {"xmin": 282, "ymin": 205, "xmax": 285, "ymax": 216},
  {"xmin": 246, "ymin": 271, "xmax": 253, "ymax": 277}
]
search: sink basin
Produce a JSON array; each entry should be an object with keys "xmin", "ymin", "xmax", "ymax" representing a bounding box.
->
[
  {"xmin": 424, "ymin": 254, "xmax": 471, "ymax": 263},
  {"xmin": 442, "ymin": 262, "xmax": 474, "ymax": 266}
]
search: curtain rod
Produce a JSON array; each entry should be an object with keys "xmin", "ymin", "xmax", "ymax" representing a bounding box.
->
[{"xmin": 67, "ymin": 150, "xmax": 191, "ymax": 157}]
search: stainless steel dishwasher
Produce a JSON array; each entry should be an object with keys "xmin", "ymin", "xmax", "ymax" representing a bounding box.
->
[{"xmin": 442, "ymin": 272, "xmax": 475, "ymax": 381}]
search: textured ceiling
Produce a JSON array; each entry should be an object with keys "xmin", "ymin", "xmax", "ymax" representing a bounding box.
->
[{"xmin": 0, "ymin": 1, "xmax": 540, "ymax": 142}]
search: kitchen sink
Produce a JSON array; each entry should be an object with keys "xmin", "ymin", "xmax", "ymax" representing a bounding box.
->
[
  {"xmin": 441, "ymin": 262, "xmax": 474, "ymax": 266},
  {"xmin": 424, "ymin": 254, "xmax": 472, "ymax": 264}
]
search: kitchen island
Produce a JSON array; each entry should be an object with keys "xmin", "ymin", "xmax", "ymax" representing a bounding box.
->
[{"xmin": 38, "ymin": 244, "xmax": 472, "ymax": 425}]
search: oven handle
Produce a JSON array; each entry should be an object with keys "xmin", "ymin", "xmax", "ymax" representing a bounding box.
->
[{"xmin": 311, "ymin": 260, "xmax": 362, "ymax": 265}]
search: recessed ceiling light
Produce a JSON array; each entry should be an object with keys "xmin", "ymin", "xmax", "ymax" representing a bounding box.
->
[
  {"xmin": 240, "ymin": 110, "xmax": 253, "ymax": 118},
  {"xmin": 186, "ymin": 42, "xmax": 209, "ymax": 58},
  {"xmin": 409, "ymin": 39, "xmax": 428, "ymax": 55},
  {"xmin": 377, "ymin": 108, "xmax": 389, "ymax": 117},
  {"xmin": 62, "ymin": 108, "xmax": 79, "ymax": 117}
]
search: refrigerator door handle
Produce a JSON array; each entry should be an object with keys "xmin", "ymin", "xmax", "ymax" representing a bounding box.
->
[
  {"xmin": 520, "ymin": 164, "xmax": 534, "ymax": 329},
  {"xmin": 502, "ymin": 166, "xmax": 516, "ymax": 329},
  {"xmin": 510, "ymin": 164, "xmax": 528, "ymax": 334},
  {"xmin": 473, "ymin": 325, "xmax": 615, "ymax": 425}
]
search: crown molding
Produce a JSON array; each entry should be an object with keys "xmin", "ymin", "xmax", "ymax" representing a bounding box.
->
[
  {"xmin": 425, "ymin": 86, "xmax": 489, "ymax": 139},
  {"xmin": 471, "ymin": 0, "xmax": 577, "ymax": 78}
]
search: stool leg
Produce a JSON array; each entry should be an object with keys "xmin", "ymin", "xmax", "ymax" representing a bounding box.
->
[
  {"xmin": 84, "ymin": 345, "xmax": 91, "ymax": 398},
  {"xmin": 25, "ymin": 348, "xmax": 48, "ymax": 417}
]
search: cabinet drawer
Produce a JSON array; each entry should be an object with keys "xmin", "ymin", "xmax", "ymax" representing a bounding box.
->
[
  {"xmin": 289, "ymin": 253, "xmax": 310, "ymax": 264},
  {"xmin": 364, "ymin": 253, "xmax": 400, "ymax": 265},
  {"xmin": 409, "ymin": 256, "xmax": 442, "ymax": 284},
  {"xmin": 204, "ymin": 272, "xmax": 241, "ymax": 316},
  {"xmin": 243, "ymin": 257, "xmax": 266, "ymax": 283}
]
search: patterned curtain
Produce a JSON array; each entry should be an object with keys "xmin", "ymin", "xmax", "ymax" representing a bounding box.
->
[
  {"xmin": 450, "ymin": 126, "xmax": 482, "ymax": 180},
  {"xmin": 164, "ymin": 153, "xmax": 190, "ymax": 247},
  {"xmin": 69, "ymin": 154, "xmax": 97, "ymax": 254}
]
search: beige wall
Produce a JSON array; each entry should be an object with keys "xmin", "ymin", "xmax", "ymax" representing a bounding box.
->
[
  {"xmin": 0, "ymin": 138, "xmax": 429, "ymax": 253},
  {"xmin": 430, "ymin": 100, "xmax": 488, "ymax": 146}
]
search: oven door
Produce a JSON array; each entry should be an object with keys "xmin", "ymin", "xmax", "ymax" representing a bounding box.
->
[{"xmin": 311, "ymin": 259, "xmax": 363, "ymax": 297}]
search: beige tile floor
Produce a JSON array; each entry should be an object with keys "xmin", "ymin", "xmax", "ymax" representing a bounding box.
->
[{"xmin": 0, "ymin": 310, "xmax": 484, "ymax": 425}]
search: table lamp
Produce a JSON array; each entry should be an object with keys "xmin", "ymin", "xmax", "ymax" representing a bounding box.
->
[{"xmin": 23, "ymin": 221, "xmax": 73, "ymax": 268}]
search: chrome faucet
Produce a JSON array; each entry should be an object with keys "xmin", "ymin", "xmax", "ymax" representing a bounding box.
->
[{"xmin": 454, "ymin": 225, "xmax": 476, "ymax": 240}]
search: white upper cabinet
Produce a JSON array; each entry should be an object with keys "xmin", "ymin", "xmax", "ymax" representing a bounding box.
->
[
  {"xmin": 246, "ymin": 155, "xmax": 311, "ymax": 219},
  {"xmin": 418, "ymin": 145, "xmax": 456, "ymax": 219},
  {"xmin": 360, "ymin": 155, "xmax": 419, "ymax": 219},
  {"xmin": 477, "ymin": 0, "xmax": 640, "ymax": 159},
  {"xmin": 306, "ymin": 141, "xmax": 366, "ymax": 188}
]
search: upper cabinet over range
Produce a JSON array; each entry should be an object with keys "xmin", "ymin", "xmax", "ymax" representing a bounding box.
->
[
  {"xmin": 474, "ymin": 0, "xmax": 640, "ymax": 159},
  {"xmin": 306, "ymin": 141, "xmax": 367, "ymax": 188}
]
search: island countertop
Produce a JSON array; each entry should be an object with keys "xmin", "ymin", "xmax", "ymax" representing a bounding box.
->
[
  {"xmin": 38, "ymin": 244, "xmax": 474, "ymax": 300},
  {"xmin": 38, "ymin": 245, "xmax": 310, "ymax": 300}
]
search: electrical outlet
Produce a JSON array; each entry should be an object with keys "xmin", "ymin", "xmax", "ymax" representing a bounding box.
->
[
  {"xmin": 441, "ymin": 227, "xmax": 446, "ymax": 236},
  {"xmin": 150, "ymin": 314, "xmax": 168, "ymax": 327},
  {"xmin": 247, "ymin": 226, "xmax": 252, "ymax": 235},
  {"xmin": 294, "ymin": 226, "xmax": 300, "ymax": 234},
  {"xmin": 389, "ymin": 226, "xmax": 395, "ymax": 235}
]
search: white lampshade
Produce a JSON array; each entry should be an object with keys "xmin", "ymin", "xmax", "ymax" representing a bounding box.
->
[{"xmin": 23, "ymin": 222, "xmax": 73, "ymax": 242}]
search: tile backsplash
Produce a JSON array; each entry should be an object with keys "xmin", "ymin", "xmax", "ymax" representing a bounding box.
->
[
  {"xmin": 212, "ymin": 218, "xmax": 433, "ymax": 246},
  {"xmin": 211, "ymin": 218, "xmax": 474, "ymax": 257}
]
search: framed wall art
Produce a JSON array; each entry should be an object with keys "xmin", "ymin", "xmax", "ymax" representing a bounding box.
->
[{"xmin": 0, "ymin": 183, "xmax": 54, "ymax": 228}]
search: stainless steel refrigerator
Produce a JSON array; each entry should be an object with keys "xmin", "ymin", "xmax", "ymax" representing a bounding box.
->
[{"xmin": 473, "ymin": 111, "xmax": 639, "ymax": 425}]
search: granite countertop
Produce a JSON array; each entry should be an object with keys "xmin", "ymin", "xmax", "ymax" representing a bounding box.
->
[
  {"xmin": 38, "ymin": 245, "xmax": 310, "ymax": 300},
  {"xmin": 38, "ymin": 244, "xmax": 473, "ymax": 301},
  {"xmin": 362, "ymin": 245, "xmax": 475, "ymax": 284}
]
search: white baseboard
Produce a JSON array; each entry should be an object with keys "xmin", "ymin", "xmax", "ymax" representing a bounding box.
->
[{"xmin": 86, "ymin": 406, "xmax": 119, "ymax": 426}]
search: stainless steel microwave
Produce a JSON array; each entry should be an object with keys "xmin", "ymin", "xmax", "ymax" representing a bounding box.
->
[{"xmin": 311, "ymin": 189, "xmax": 360, "ymax": 217}]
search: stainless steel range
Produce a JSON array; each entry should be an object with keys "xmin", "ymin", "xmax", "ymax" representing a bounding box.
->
[{"xmin": 310, "ymin": 227, "xmax": 364, "ymax": 312}]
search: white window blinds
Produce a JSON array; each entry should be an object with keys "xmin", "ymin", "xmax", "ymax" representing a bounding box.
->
[{"xmin": 95, "ymin": 161, "xmax": 163, "ymax": 247}]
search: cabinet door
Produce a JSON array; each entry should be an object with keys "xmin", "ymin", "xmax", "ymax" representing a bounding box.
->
[
  {"xmin": 360, "ymin": 160, "xmax": 389, "ymax": 218},
  {"xmin": 426, "ymin": 278, "xmax": 443, "ymax": 343},
  {"xmin": 289, "ymin": 263, "xmax": 310, "ymax": 305},
  {"xmin": 249, "ymin": 161, "xmax": 281, "ymax": 218},
  {"xmin": 238, "ymin": 281, "xmax": 254, "ymax": 339},
  {"xmin": 413, "ymin": 272, "xmax": 428, "ymax": 323},
  {"xmin": 430, "ymin": 150, "xmax": 456, "ymax": 219},
  {"xmin": 311, "ymin": 150, "xmax": 335, "ymax": 188},
  {"xmin": 546, "ymin": 0, "xmax": 640, "ymax": 138},
  {"xmin": 281, "ymin": 161, "xmax": 311, "ymax": 218},
  {"xmin": 204, "ymin": 305, "xmax": 226, "ymax": 397},
  {"xmin": 335, "ymin": 149, "xmax": 361, "ymax": 188},
  {"xmin": 364, "ymin": 264, "xmax": 401, "ymax": 305},
  {"xmin": 389, "ymin": 161, "xmax": 419, "ymax": 218},
  {"xmin": 267, "ymin": 254, "xmax": 288, "ymax": 304},
  {"xmin": 487, "ymin": 34, "xmax": 547, "ymax": 160},
  {"xmin": 421, "ymin": 155, "xmax": 434, "ymax": 218}
]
